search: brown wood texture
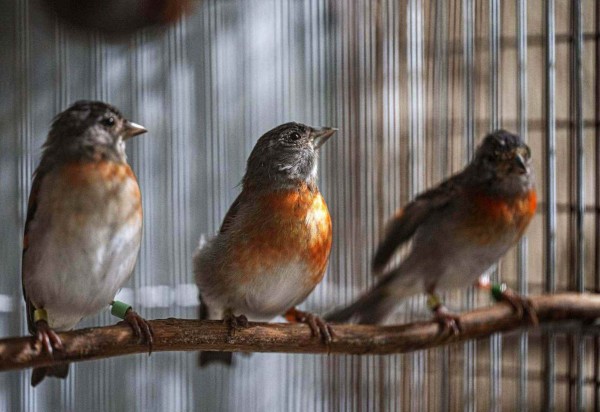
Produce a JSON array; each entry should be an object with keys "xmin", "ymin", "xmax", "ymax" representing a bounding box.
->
[{"xmin": 0, "ymin": 293, "xmax": 598, "ymax": 372}]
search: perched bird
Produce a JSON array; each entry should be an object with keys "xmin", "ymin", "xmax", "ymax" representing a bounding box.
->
[
  {"xmin": 45, "ymin": 0, "xmax": 196, "ymax": 34},
  {"xmin": 194, "ymin": 122, "xmax": 337, "ymax": 365},
  {"xmin": 326, "ymin": 130, "xmax": 537, "ymax": 331},
  {"xmin": 21, "ymin": 101, "xmax": 153, "ymax": 386}
]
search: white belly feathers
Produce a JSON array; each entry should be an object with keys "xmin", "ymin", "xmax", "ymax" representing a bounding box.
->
[{"xmin": 22, "ymin": 165, "xmax": 142, "ymax": 331}]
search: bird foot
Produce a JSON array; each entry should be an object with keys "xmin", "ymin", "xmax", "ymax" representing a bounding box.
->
[
  {"xmin": 122, "ymin": 309, "xmax": 154, "ymax": 354},
  {"xmin": 432, "ymin": 306, "xmax": 462, "ymax": 336},
  {"xmin": 492, "ymin": 284, "xmax": 538, "ymax": 326},
  {"xmin": 33, "ymin": 320, "xmax": 63, "ymax": 355},
  {"xmin": 285, "ymin": 307, "xmax": 333, "ymax": 343},
  {"xmin": 223, "ymin": 312, "xmax": 249, "ymax": 336}
]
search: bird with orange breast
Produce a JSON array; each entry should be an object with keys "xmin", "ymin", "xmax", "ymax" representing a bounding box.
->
[
  {"xmin": 327, "ymin": 130, "xmax": 538, "ymax": 331},
  {"xmin": 21, "ymin": 101, "xmax": 153, "ymax": 386},
  {"xmin": 194, "ymin": 122, "xmax": 336, "ymax": 365}
]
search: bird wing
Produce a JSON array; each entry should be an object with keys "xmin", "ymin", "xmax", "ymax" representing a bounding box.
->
[
  {"xmin": 372, "ymin": 175, "xmax": 462, "ymax": 274},
  {"xmin": 22, "ymin": 170, "xmax": 45, "ymax": 335}
]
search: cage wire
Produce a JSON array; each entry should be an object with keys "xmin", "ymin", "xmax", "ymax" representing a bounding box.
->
[{"xmin": 0, "ymin": 0, "xmax": 599, "ymax": 411}]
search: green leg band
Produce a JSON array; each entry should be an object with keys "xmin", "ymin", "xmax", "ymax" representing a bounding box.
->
[
  {"xmin": 491, "ymin": 283, "xmax": 508, "ymax": 302},
  {"xmin": 111, "ymin": 301, "xmax": 132, "ymax": 320}
]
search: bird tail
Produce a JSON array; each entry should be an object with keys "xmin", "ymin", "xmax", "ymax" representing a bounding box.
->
[
  {"xmin": 325, "ymin": 287, "xmax": 397, "ymax": 324},
  {"xmin": 325, "ymin": 267, "xmax": 421, "ymax": 324},
  {"xmin": 31, "ymin": 363, "xmax": 69, "ymax": 387},
  {"xmin": 198, "ymin": 301, "xmax": 233, "ymax": 367}
]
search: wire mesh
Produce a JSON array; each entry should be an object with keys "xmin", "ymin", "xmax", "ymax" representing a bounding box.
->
[{"xmin": 0, "ymin": 0, "xmax": 598, "ymax": 410}]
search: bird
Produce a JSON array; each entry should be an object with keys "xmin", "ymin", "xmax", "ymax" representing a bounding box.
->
[
  {"xmin": 21, "ymin": 100, "xmax": 153, "ymax": 386},
  {"xmin": 326, "ymin": 129, "xmax": 537, "ymax": 331},
  {"xmin": 45, "ymin": 0, "xmax": 196, "ymax": 34},
  {"xmin": 194, "ymin": 122, "xmax": 337, "ymax": 366}
]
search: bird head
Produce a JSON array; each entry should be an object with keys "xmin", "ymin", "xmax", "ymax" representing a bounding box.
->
[
  {"xmin": 244, "ymin": 122, "xmax": 337, "ymax": 189},
  {"xmin": 43, "ymin": 100, "xmax": 147, "ymax": 163},
  {"xmin": 469, "ymin": 129, "xmax": 533, "ymax": 196}
]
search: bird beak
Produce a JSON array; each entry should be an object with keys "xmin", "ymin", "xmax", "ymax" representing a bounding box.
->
[
  {"xmin": 310, "ymin": 127, "xmax": 338, "ymax": 150},
  {"xmin": 123, "ymin": 121, "xmax": 148, "ymax": 140},
  {"xmin": 514, "ymin": 152, "xmax": 528, "ymax": 174}
]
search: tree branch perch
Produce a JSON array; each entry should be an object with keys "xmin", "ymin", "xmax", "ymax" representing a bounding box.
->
[{"xmin": 1, "ymin": 293, "xmax": 599, "ymax": 372}]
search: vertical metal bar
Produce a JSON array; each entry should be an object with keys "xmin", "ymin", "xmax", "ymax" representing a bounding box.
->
[
  {"xmin": 359, "ymin": 2, "xmax": 369, "ymax": 407},
  {"xmin": 374, "ymin": 1, "xmax": 387, "ymax": 407},
  {"xmin": 595, "ymin": 2, "xmax": 600, "ymax": 410},
  {"xmin": 0, "ymin": 1, "xmax": 20, "ymax": 409},
  {"xmin": 408, "ymin": 1, "xmax": 425, "ymax": 410},
  {"xmin": 572, "ymin": 1, "xmax": 585, "ymax": 410},
  {"xmin": 489, "ymin": 0, "xmax": 499, "ymax": 131},
  {"xmin": 375, "ymin": 0, "xmax": 385, "ymax": 240},
  {"xmin": 449, "ymin": 4, "xmax": 460, "ymax": 409},
  {"xmin": 463, "ymin": 0, "xmax": 475, "ymax": 158},
  {"xmin": 15, "ymin": 0, "xmax": 32, "ymax": 410},
  {"xmin": 432, "ymin": 0, "xmax": 450, "ymax": 409},
  {"xmin": 168, "ymin": 16, "xmax": 192, "ymax": 412},
  {"xmin": 408, "ymin": 0, "xmax": 424, "ymax": 197},
  {"xmin": 434, "ymin": 0, "xmax": 449, "ymax": 181},
  {"xmin": 462, "ymin": 0, "xmax": 476, "ymax": 410},
  {"xmin": 544, "ymin": 0, "xmax": 557, "ymax": 411},
  {"xmin": 350, "ymin": 1, "xmax": 362, "ymax": 409},
  {"xmin": 53, "ymin": 19, "xmax": 68, "ymax": 111},
  {"xmin": 516, "ymin": 1, "xmax": 529, "ymax": 410},
  {"xmin": 488, "ymin": 2, "xmax": 502, "ymax": 411},
  {"xmin": 572, "ymin": 0, "xmax": 584, "ymax": 295},
  {"xmin": 544, "ymin": 0, "xmax": 557, "ymax": 301},
  {"xmin": 391, "ymin": 1, "xmax": 405, "ymax": 406}
]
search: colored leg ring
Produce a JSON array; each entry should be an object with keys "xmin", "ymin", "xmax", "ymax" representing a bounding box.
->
[
  {"xmin": 33, "ymin": 308, "xmax": 48, "ymax": 323},
  {"xmin": 427, "ymin": 294, "xmax": 442, "ymax": 311},
  {"xmin": 111, "ymin": 301, "xmax": 132, "ymax": 320},
  {"xmin": 491, "ymin": 283, "xmax": 508, "ymax": 302}
]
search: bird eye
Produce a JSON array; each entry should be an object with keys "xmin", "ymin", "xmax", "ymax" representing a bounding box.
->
[
  {"xmin": 290, "ymin": 132, "xmax": 301, "ymax": 141},
  {"xmin": 102, "ymin": 116, "xmax": 115, "ymax": 127}
]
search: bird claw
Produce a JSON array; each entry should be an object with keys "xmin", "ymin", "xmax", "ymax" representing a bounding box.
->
[
  {"xmin": 432, "ymin": 306, "xmax": 462, "ymax": 336},
  {"xmin": 223, "ymin": 313, "xmax": 249, "ymax": 336},
  {"xmin": 287, "ymin": 308, "xmax": 333, "ymax": 344},
  {"xmin": 122, "ymin": 309, "xmax": 154, "ymax": 354},
  {"xmin": 33, "ymin": 320, "xmax": 63, "ymax": 355},
  {"xmin": 497, "ymin": 288, "xmax": 539, "ymax": 326}
]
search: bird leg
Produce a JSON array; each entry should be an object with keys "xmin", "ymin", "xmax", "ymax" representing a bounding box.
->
[
  {"xmin": 32, "ymin": 309, "xmax": 63, "ymax": 355},
  {"xmin": 481, "ymin": 281, "xmax": 538, "ymax": 326},
  {"xmin": 123, "ymin": 309, "xmax": 154, "ymax": 353},
  {"xmin": 223, "ymin": 309, "xmax": 249, "ymax": 335},
  {"xmin": 427, "ymin": 294, "xmax": 462, "ymax": 335},
  {"xmin": 284, "ymin": 307, "xmax": 333, "ymax": 343},
  {"xmin": 111, "ymin": 301, "xmax": 154, "ymax": 353}
]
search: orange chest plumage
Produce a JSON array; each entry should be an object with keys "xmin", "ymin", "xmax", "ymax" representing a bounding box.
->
[
  {"xmin": 234, "ymin": 185, "xmax": 333, "ymax": 284},
  {"xmin": 50, "ymin": 160, "xmax": 142, "ymax": 224},
  {"xmin": 465, "ymin": 189, "xmax": 537, "ymax": 244},
  {"xmin": 61, "ymin": 160, "xmax": 139, "ymax": 189}
]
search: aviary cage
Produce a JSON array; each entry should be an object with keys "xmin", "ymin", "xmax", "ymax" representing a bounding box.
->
[{"xmin": 0, "ymin": 0, "xmax": 598, "ymax": 410}]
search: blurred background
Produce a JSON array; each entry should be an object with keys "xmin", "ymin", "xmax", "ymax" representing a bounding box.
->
[{"xmin": 0, "ymin": 0, "xmax": 599, "ymax": 410}]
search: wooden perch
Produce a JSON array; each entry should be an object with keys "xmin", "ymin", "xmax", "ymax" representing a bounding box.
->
[{"xmin": 0, "ymin": 293, "xmax": 599, "ymax": 372}]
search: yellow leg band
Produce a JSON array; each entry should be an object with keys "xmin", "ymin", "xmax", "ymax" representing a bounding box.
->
[
  {"xmin": 427, "ymin": 294, "xmax": 442, "ymax": 311},
  {"xmin": 33, "ymin": 308, "xmax": 48, "ymax": 323}
]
